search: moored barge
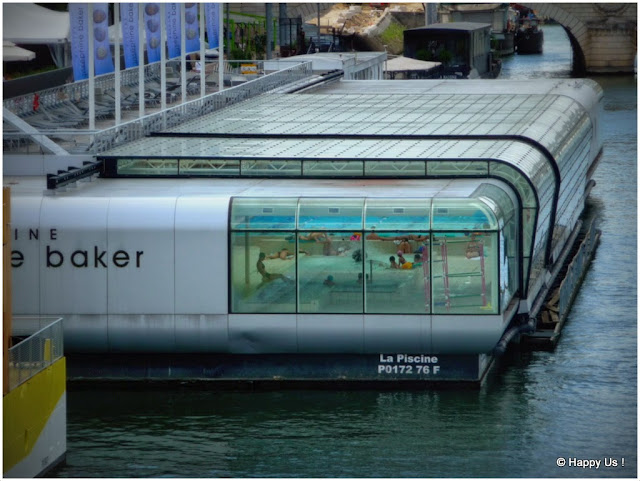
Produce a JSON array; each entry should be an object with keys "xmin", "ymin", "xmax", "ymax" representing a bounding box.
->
[{"xmin": 6, "ymin": 79, "xmax": 603, "ymax": 386}]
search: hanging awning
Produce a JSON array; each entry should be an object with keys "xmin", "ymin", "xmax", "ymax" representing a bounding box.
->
[
  {"xmin": 2, "ymin": 3, "xmax": 70, "ymax": 44},
  {"xmin": 3, "ymin": 41, "xmax": 36, "ymax": 62}
]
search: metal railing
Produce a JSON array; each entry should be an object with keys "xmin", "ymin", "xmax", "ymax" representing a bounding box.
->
[
  {"xmin": 3, "ymin": 62, "xmax": 164, "ymax": 118},
  {"xmin": 558, "ymin": 218, "xmax": 600, "ymax": 317},
  {"xmin": 4, "ymin": 60, "xmax": 313, "ymax": 155},
  {"xmin": 92, "ymin": 61, "xmax": 313, "ymax": 153},
  {"xmin": 9, "ymin": 317, "xmax": 64, "ymax": 391}
]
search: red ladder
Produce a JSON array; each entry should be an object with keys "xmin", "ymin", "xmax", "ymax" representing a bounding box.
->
[
  {"xmin": 422, "ymin": 241, "xmax": 430, "ymax": 311},
  {"xmin": 479, "ymin": 241, "xmax": 487, "ymax": 307},
  {"xmin": 440, "ymin": 240, "xmax": 451, "ymax": 311}
]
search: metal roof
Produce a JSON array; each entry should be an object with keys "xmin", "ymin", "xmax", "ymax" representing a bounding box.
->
[
  {"xmin": 103, "ymin": 136, "xmax": 542, "ymax": 161},
  {"xmin": 101, "ymin": 79, "xmax": 601, "ymax": 164}
]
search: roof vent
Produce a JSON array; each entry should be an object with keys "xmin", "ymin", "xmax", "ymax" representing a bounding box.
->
[
  {"xmin": 328, "ymin": 207, "xmax": 340, "ymax": 214},
  {"xmin": 393, "ymin": 208, "xmax": 405, "ymax": 214},
  {"xmin": 262, "ymin": 207, "xmax": 274, "ymax": 213}
]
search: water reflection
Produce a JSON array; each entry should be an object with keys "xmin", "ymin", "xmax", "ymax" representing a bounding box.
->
[{"xmin": 502, "ymin": 24, "xmax": 572, "ymax": 78}]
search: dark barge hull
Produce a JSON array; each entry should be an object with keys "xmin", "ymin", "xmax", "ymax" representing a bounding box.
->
[
  {"xmin": 516, "ymin": 29, "xmax": 544, "ymax": 54},
  {"xmin": 66, "ymin": 352, "xmax": 495, "ymax": 388}
]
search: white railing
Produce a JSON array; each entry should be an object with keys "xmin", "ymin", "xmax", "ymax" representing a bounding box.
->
[
  {"xmin": 4, "ymin": 61, "xmax": 313, "ymax": 155},
  {"xmin": 9, "ymin": 317, "xmax": 64, "ymax": 391},
  {"xmin": 3, "ymin": 62, "xmax": 163, "ymax": 117},
  {"xmin": 92, "ymin": 61, "xmax": 313, "ymax": 153}
]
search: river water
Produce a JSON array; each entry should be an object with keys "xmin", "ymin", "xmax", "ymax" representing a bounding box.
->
[{"xmin": 56, "ymin": 25, "xmax": 637, "ymax": 478}]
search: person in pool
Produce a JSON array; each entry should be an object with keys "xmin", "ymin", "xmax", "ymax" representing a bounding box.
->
[
  {"xmin": 257, "ymin": 252, "xmax": 290, "ymax": 286},
  {"xmin": 398, "ymin": 238, "xmax": 412, "ymax": 254},
  {"xmin": 267, "ymin": 248, "xmax": 310, "ymax": 260},
  {"xmin": 299, "ymin": 232, "xmax": 328, "ymax": 242}
]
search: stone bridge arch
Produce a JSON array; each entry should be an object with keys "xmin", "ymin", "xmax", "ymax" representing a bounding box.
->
[{"xmin": 523, "ymin": 3, "xmax": 637, "ymax": 74}]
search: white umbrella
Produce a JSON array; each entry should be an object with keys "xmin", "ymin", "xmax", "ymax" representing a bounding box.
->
[{"xmin": 3, "ymin": 41, "xmax": 36, "ymax": 62}]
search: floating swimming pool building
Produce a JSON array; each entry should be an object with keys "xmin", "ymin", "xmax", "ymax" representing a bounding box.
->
[{"xmin": 7, "ymin": 79, "xmax": 603, "ymax": 384}]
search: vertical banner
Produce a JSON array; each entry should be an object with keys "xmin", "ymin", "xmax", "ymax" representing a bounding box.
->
[
  {"xmin": 184, "ymin": 3, "xmax": 200, "ymax": 54},
  {"xmin": 121, "ymin": 3, "xmax": 140, "ymax": 68},
  {"xmin": 69, "ymin": 3, "xmax": 89, "ymax": 80},
  {"xmin": 205, "ymin": 3, "xmax": 220, "ymax": 49},
  {"xmin": 92, "ymin": 3, "xmax": 114, "ymax": 75},
  {"xmin": 165, "ymin": 3, "xmax": 181, "ymax": 58},
  {"xmin": 144, "ymin": 3, "xmax": 161, "ymax": 63}
]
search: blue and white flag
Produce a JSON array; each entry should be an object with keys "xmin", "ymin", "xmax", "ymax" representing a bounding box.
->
[
  {"xmin": 144, "ymin": 3, "xmax": 161, "ymax": 63},
  {"xmin": 92, "ymin": 3, "xmax": 114, "ymax": 75},
  {"xmin": 69, "ymin": 3, "xmax": 89, "ymax": 80},
  {"xmin": 205, "ymin": 3, "xmax": 220, "ymax": 49},
  {"xmin": 165, "ymin": 3, "xmax": 181, "ymax": 58},
  {"xmin": 184, "ymin": 3, "xmax": 200, "ymax": 54},
  {"xmin": 120, "ymin": 3, "xmax": 140, "ymax": 68}
]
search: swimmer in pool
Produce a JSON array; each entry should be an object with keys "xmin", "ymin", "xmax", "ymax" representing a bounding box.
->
[
  {"xmin": 299, "ymin": 232, "xmax": 328, "ymax": 242},
  {"xmin": 257, "ymin": 252, "xmax": 289, "ymax": 285}
]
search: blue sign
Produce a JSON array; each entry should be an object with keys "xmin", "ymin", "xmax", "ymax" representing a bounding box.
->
[
  {"xmin": 120, "ymin": 3, "xmax": 140, "ymax": 68},
  {"xmin": 69, "ymin": 4, "xmax": 89, "ymax": 80},
  {"xmin": 205, "ymin": 3, "xmax": 220, "ymax": 49},
  {"xmin": 184, "ymin": 3, "xmax": 200, "ymax": 54},
  {"xmin": 144, "ymin": 3, "xmax": 161, "ymax": 63},
  {"xmin": 92, "ymin": 3, "xmax": 114, "ymax": 75},
  {"xmin": 165, "ymin": 3, "xmax": 181, "ymax": 58}
]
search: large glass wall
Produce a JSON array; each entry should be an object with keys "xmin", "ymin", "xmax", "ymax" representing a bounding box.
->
[
  {"xmin": 230, "ymin": 198, "xmax": 298, "ymax": 313},
  {"xmin": 364, "ymin": 198, "xmax": 431, "ymax": 314},
  {"xmin": 298, "ymin": 231, "xmax": 363, "ymax": 313},
  {"xmin": 230, "ymin": 195, "xmax": 513, "ymax": 316},
  {"xmin": 431, "ymin": 232, "xmax": 497, "ymax": 314},
  {"xmin": 230, "ymin": 231, "xmax": 297, "ymax": 313}
]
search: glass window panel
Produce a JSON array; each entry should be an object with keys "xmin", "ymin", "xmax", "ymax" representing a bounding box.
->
[
  {"xmin": 364, "ymin": 234, "xmax": 430, "ymax": 314},
  {"xmin": 230, "ymin": 232, "xmax": 296, "ymax": 313},
  {"xmin": 117, "ymin": 158, "xmax": 178, "ymax": 175},
  {"xmin": 432, "ymin": 199, "xmax": 497, "ymax": 231},
  {"xmin": 116, "ymin": 158, "xmax": 137, "ymax": 174},
  {"xmin": 528, "ymin": 252, "xmax": 545, "ymax": 296},
  {"xmin": 505, "ymin": 217, "xmax": 519, "ymax": 297},
  {"xmin": 489, "ymin": 163, "xmax": 536, "ymax": 208},
  {"xmin": 365, "ymin": 198, "xmax": 431, "ymax": 231},
  {"xmin": 427, "ymin": 160, "xmax": 489, "ymax": 176},
  {"xmin": 302, "ymin": 160, "xmax": 364, "ymax": 177},
  {"xmin": 241, "ymin": 159, "xmax": 301, "ymax": 177},
  {"xmin": 178, "ymin": 158, "xmax": 239, "ymax": 176},
  {"xmin": 499, "ymin": 232, "xmax": 515, "ymax": 307},
  {"xmin": 522, "ymin": 257, "xmax": 531, "ymax": 292},
  {"xmin": 298, "ymin": 198, "xmax": 364, "ymax": 231},
  {"xmin": 364, "ymin": 161, "xmax": 426, "ymax": 177},
  {"xmin": 432, "ymin": 232, "xmax": 498, "ymax": 314},
  {"xmin": 231, "ymin": 198, "xmax": 297, "ymax": 230},
  {"xmin": 298, "ymin": 233, "xmax": 363, "ymax": 313},
  {"xmin": 523, "ymin": 207, "xmax": 536, "ymax": 254}
]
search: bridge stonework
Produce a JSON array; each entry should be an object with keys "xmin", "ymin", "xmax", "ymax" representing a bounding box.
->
[{"xmin": 528, "ymin": 3, "xmax": 637, "ymax": 74}]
